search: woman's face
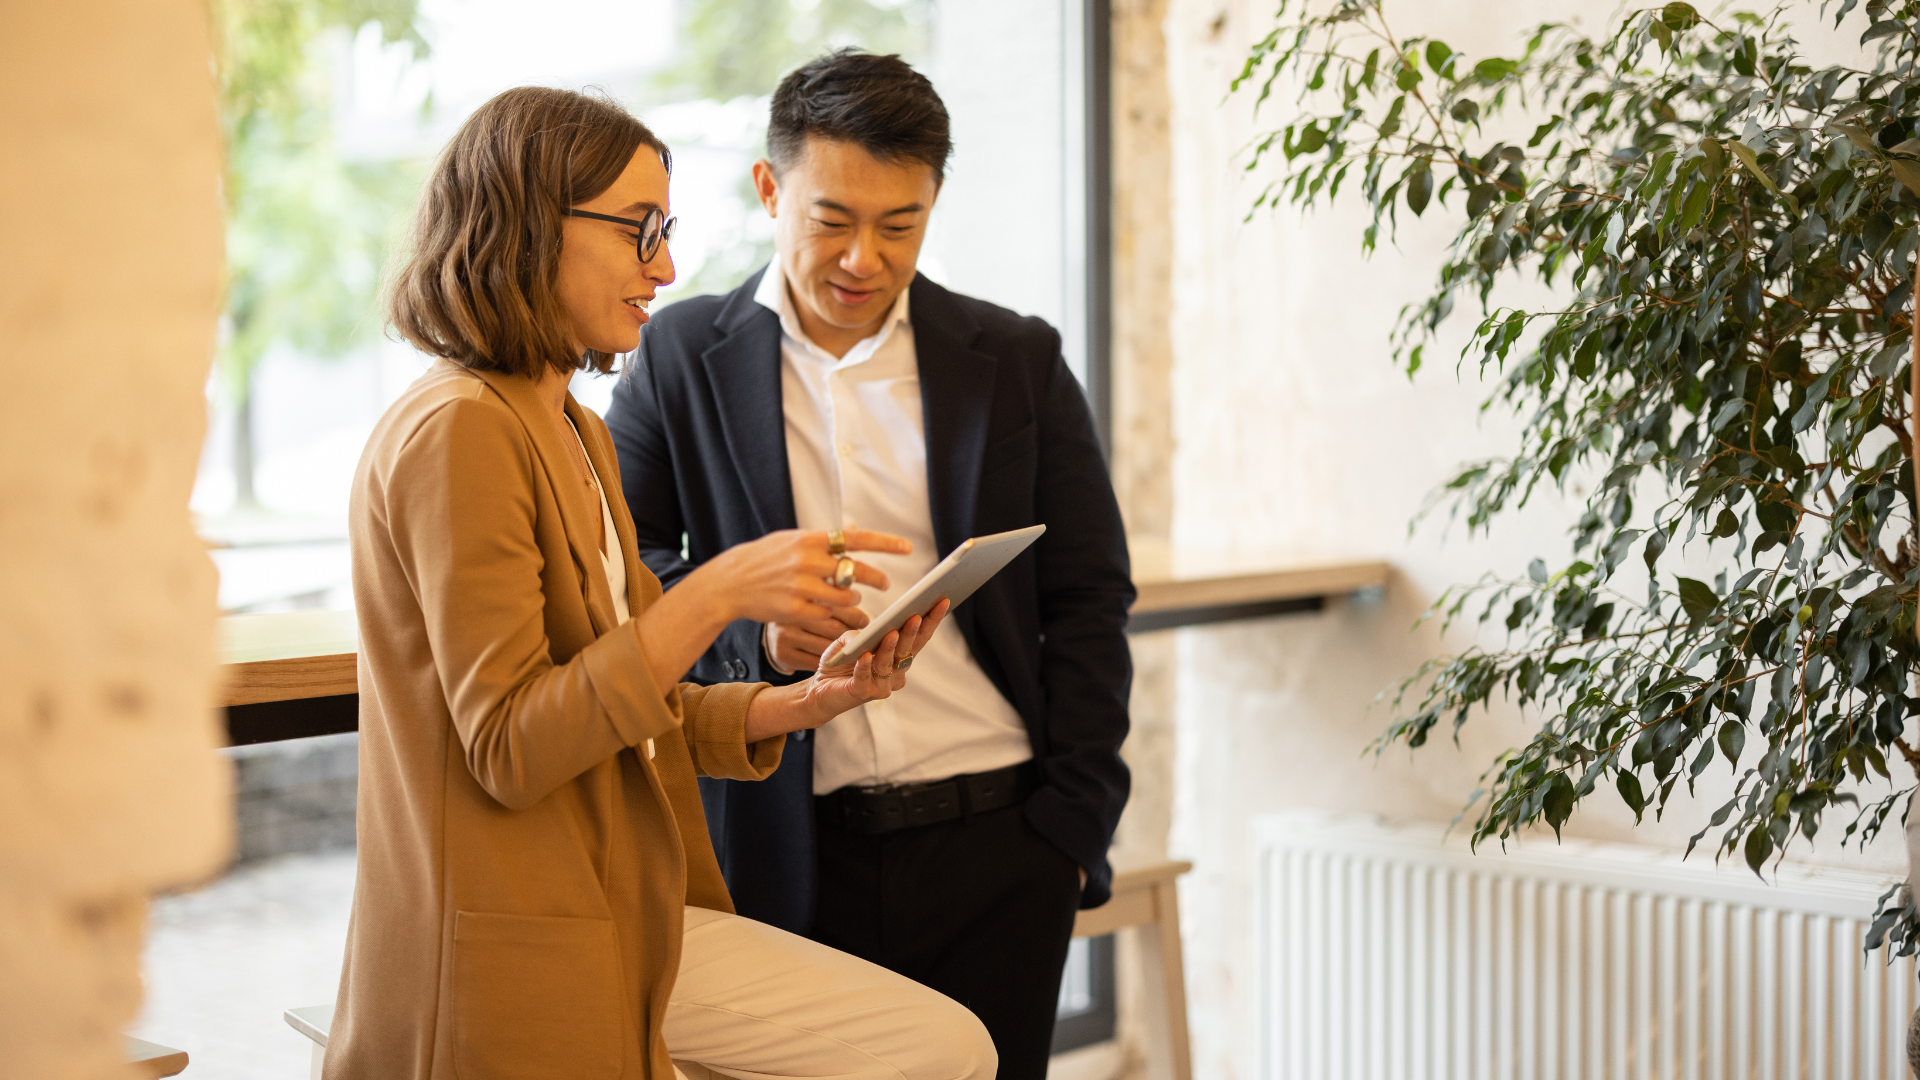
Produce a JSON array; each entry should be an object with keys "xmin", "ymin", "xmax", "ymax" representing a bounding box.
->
[{"xmin": 556, "ymin": 147, "xmax": 676, "ymax": 357}]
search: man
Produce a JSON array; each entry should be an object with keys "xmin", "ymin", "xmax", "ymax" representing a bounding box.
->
[{"xmin": 605, "ymin": 49, "xmax": 1133, "ymax": 1079}]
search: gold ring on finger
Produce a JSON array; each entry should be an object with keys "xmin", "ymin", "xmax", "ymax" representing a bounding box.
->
[
  {"xmin": 895, "ymin": 654, "xmax": 914, "ymax": 671},
  {"xmin": 826, "ymin": 529, "xmax": 847, "ymax": 556},
  {"xmin": 832, "ymin": 557, "xmax": 856, "ymax": 589}
]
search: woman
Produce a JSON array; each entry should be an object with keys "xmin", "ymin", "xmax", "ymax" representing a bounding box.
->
[{"xmin": 326, "ymin": 87, "xmax": 990, "ymax": 1080}]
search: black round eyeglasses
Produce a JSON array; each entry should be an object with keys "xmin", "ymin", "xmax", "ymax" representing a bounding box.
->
[{"xmin": 562, "ymin": 207, "xmax": 677, "ymax": 263}]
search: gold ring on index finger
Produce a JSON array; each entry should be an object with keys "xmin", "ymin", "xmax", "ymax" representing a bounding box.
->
[
  {"xmin": 895, "ymin": 654, "xmax": 914, "ymax": 671},
  {"xmin": 826, "ymin": 529, "xmax": 847, "ymax": 556},
  {"xmin": 832, "ymin": 557, "xmax": 856, "ymax": 589}
]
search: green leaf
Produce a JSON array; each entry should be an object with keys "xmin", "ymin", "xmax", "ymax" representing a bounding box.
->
[
  {"xmin": 1717, "ymin": 721, "xmax": 1745, "ymax": 765},
  {"xmin": 1378, "ymin": 95, "xmax": 1406, "ymax": 140},
  {"xmin": 1406, "ymin": 162, "xmax": 1433, "ymax": 215},
  {"xmin": 1543, "ymin": 773, "xmax": 1576, "ymax": 836},
  {"xmin": 1701, "ymin": 137, "xmax": 1725, "ymax": 179},
  {"xmin": 1650, "ymin": 17, "xmax": 1673, "ymax": 52},
  {"xmin": 1573, "ymin": 332, "xmax": 1600, "ymax": 378},
  {"xmin": 1678, "ymin": 577, "xmax": 1718, "ymax": 621},
  {"xmin": 1661, "ymin": 2, "xmax": 1701, "ymax": 29},
  {"xmin": 1889, "ymin": 156, "xmax": 1920, "ymax": 199},
  {"xmin": 1679, "ymin": 179, "xmax": 1712, "ymax": 232},
  {"xmin": 1861, "ymin": 20, "xmax": 1908, "ymax": 44},
  {"xmin": 1425, "ymin": 40, "xmax": 1453, "ymax": 77},
  {"xmin": 1395, "ymin": 62, "xmax": 1421, "ymax": 92},
  {"xmin": 1642, "ymin": 528, "xmax": 1667, "ymax": 569},
  {"xmin": 1726, "ymin": 140, "xmax": 1799, "ymax": 215},
  {"xmin": 1617, "ymin": 771, "xmax": 1646, "ymax": 819},
  {"xmin": 1472, "ymin": 57, "xmax": 1518, "ymax": 82},
  {"xmin": 1744, "ymin": 823, "xmax": 1774, "ymax": 874}
]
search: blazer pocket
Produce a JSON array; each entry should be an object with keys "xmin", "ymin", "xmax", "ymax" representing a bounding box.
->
[
  {"xmin": 979, "ymin": 422, "xmax": 1037, "ymax": 476},
  {"xmin": 452, "ymin": 911, "xmax": 624, "ymax": 1080}
]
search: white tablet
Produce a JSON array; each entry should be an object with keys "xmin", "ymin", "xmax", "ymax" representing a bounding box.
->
[{"xmin": 820, "ymin": 524, "xmax": 1046, "ymax": 667}]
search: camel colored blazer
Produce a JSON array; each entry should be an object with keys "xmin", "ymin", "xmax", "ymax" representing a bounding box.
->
[{"xmin": 325, "ymin": 361, "xmax": 782, "ymax": 1080}]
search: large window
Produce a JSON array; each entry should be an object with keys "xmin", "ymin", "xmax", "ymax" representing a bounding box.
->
[{"xmin": 195, "ymin": 0, "xmax": 1103, "ymax": 616}]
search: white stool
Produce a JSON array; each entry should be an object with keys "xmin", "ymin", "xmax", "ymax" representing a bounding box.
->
[
  {"xmin": 127, "ymin": 1035, "xmax": 189, "ymax": 1078},
  {"xmin": 283, "ymin": 1004, "xmax": 332, "ymax": 1080}
]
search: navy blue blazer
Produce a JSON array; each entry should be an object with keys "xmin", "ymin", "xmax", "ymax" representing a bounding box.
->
[{"xmin": 604, "ymin": 268, "xmax": 1134, "ymax": 931}]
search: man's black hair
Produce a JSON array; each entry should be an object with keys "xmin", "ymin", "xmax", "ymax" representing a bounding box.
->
[{"xmin": 767, "ymin": 48, "xmax": 952, "ymax": 180}]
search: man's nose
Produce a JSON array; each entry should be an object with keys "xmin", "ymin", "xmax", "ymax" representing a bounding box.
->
[{"xmin": 841, "ymin": 229, "xmax": 884, "ymax": 276}]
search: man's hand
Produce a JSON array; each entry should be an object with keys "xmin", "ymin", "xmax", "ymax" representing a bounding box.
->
[{"xmin": 766, "ymin": 606, "xmax": 870, "ymax": 673}]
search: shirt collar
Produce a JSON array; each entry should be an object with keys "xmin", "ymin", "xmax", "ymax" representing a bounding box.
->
[{"xmin": 752, "ymin": 258, "xmax": 911, "ymax": 365}]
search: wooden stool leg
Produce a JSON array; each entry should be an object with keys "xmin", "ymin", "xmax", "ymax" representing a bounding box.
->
[
  {"xmin": 309, "ymin": 1041, "xmax": 324, "ymax": 1080},
  {"xmin": 1138, "ymin": 878, "xmax": 1193, "ymax": 1080}
]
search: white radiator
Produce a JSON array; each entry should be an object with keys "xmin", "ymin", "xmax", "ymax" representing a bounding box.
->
[{"xmin": 1253, "ymin": 812, "xmax": 1916, "ymax": 1079}]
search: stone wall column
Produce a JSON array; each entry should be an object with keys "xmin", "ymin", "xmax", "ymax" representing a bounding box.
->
[
  {"xmin": 1107, "ymin": 2, "xmax": 1177, "ymax": 1079},
  {"xmin": 0, "ymin": 2, "xmax": 233, "ymax": 1075}
]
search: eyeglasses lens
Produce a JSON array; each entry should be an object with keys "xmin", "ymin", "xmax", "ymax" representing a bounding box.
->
[{"xmin": 635, "ymin": 210, "xmax": 677, "ymax": 263}]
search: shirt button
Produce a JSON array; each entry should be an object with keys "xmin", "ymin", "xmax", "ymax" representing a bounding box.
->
[{"xmin": 839, "ymin": 443, "xmax": 854, "ymax": 456}]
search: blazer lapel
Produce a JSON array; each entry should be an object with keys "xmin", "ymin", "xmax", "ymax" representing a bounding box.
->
[
  {"xmin": 911, "ymin": 275, "xmax": 996, "ymax": 557},
  {"xmin": 700, "ymin": 269, "xmax": 798, "ymax": 534},
  {"xmin": 471, "ymin": 367, "xmax": 619, "ymax": 635}
]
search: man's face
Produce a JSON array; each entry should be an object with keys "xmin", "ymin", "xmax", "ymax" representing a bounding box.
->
[{"xmin": 752, "ymin": 137, "xmax": 940, "ymax": 353}]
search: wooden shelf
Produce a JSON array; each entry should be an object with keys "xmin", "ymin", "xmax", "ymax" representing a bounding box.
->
[
  {"xmin": 1131, "ymin": 559, "xmax": 1388, "ymax": 619},
  {"xmin": 1127, "ymin": 540, "xmax": 1387, "ymax": 632},
  {"xmin": 221, "ymin": 611, "xmax": 357, "ymax": 707},
  {"xmin": 217, "ymin": 549, "xmax": 1389, "ymax": 738}
]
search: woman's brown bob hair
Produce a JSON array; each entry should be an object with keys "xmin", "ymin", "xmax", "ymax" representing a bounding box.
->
[{"xmin": 388, "ymin": 87, "xmax": 670, "ymax": 378}]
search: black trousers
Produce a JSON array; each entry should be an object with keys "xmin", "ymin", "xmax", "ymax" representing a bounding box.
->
[{"xmin": 812, "ymin": 799, "xmax": 1084, "ymax": 1080}]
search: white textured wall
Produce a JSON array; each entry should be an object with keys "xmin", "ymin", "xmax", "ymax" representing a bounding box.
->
[
  {"xmin": 0, "ymin": 2, "xmax": 232, "ymax": 1076},
  {"xmin": 1147, "ymin": 3, "xmax": 1906, "ymax": 1079}
]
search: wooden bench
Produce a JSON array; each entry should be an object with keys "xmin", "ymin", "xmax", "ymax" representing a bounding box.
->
[
  {"xmin": 1073, "ymin": 859, "xmax": 1192, "ymax": 1080},
  {"xmin": 126, "ymin": 1036, "xmax": 188, "ymax": 1078}
]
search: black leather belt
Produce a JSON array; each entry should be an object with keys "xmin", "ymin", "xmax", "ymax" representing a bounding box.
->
[{"xmin": 815, "ymin": 762, "xmax": 1039, "ymax": 835}]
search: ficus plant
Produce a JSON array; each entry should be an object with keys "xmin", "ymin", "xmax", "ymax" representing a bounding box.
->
[{"xmin": 1234, "ymin": 0, "xmax": 1920, "ymax": 952}]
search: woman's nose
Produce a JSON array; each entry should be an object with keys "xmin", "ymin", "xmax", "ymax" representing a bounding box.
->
[{"xmin": 646, "ymin": 248, "xmax": 676, "ymax": 287}]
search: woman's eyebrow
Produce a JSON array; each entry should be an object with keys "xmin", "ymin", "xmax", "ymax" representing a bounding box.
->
[{"xmin": 615, "ymin": 200, "xmax": 662, "ymax": 216}]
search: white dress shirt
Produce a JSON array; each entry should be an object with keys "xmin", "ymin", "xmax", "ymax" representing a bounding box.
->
[
  {"xmin": 753, "ymin": 261, "xmax": 1032, "ymax": 795},
  {"xmin": 570, "ymin": 416, "xmax": 651, "ymax": 759}
]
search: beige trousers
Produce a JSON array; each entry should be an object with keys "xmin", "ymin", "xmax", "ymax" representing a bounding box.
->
[{"xmin": 665, "ymin": 906, "xmax": 997, "ymax": 1080}]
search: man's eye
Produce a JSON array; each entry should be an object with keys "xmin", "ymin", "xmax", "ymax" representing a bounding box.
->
[
  {"xmin": 813, "ymin": 219, "xmax": 850, "ymax": 229},
  {"xmin": 884, "ymin": 227, "xmax": 914, "ymax": 237}
]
